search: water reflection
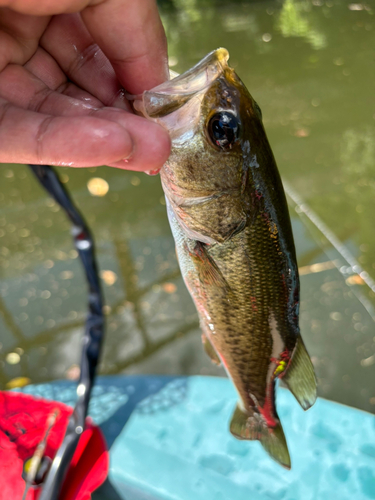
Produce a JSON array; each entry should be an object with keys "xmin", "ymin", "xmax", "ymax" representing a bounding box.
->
[
  {"xmin": 276, "ymin": 0, "xmax": 326, "ymax": 49},
  {"xmin": 0, "ymin": 165, "xmax": 205, "ymax": 386},
  {"xmin": 0, "ymin": 0, "xmax": 375, "ymax": 414}
]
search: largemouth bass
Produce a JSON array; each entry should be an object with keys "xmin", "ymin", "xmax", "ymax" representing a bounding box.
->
[{"xmin": 133, "ymin": 48, "xmax": 317, "ymax": 468}]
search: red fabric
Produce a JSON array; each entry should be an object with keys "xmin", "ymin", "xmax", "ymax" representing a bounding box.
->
[
  {"xmin": 59, "ymin": 420, "xmax": 108, "ymax": 500},
  {"xmin": 0, "ymin": 391, "xmax": 109, "ymax": 500}
]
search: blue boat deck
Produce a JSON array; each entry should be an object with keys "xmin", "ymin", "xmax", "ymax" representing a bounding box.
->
[{"xmin": 17, "ymin": 375, "xmax": 375, "ymax": 500}]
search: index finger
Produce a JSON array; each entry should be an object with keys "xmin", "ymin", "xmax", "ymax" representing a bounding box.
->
[
  {"xmin": 1, "ymin": 0, "xmax": 168, "ymax": 94},
  {"xmin": 82, "ymin": 0, "xmax": 168, "ymax": 95}
]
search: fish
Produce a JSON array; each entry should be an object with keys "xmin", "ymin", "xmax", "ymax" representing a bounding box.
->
[{"xmin": 132, "ymin": 48, "xmax": 317, "ymax": 469}]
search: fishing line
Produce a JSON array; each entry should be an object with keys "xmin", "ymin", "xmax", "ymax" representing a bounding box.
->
[
  {"xmin": 28, "ymin": 164, "xmax": 105, "ymax": 500},
  {"xmin": 283, "ymin": 179, "xmax": 375, "ymax": 322}
]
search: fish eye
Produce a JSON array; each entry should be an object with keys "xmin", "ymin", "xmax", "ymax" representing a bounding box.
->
[{"xmin": 207, "ymin": 111, "xmax": 240, "ymax": 151}]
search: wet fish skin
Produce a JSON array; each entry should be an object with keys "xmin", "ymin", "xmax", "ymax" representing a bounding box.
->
[{"xmin": 135, "ymin": 49, "xmax": 317, "ymax": 468}]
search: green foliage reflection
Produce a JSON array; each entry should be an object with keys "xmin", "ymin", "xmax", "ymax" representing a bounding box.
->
[{"xmin": 276, "ymin": 0, "xmax": 326, "ymax": 49}]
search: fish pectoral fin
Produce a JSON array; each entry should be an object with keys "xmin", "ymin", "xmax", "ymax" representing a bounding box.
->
[
  {"xmin": 187, "ymin": 242, "xmax": 229, "ymax": 290},
  {"xmin": 283, "ymin": 338, "xmax": 317, "ymax": 411},
  {"xmin": 201, "ymin": 334, "xmax": 221, "ymax": 365},
  {"xmin": 230, "ymin": 405, "xmax": 291, "ymax": 470}
]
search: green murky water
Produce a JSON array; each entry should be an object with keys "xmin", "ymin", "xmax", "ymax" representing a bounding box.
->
[{"xmin": 0, "ymin": 0, "xmax": 374, "ymax": 413}]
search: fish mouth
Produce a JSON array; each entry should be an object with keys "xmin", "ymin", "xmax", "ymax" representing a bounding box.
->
[{"xmin": 132, "ymin": 48, "xmax": 230, "ymax": 120}]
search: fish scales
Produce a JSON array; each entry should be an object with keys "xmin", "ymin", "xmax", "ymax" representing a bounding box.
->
[{"xmin": 133, "ymin": 48, "xmax": 317, "ymax": 469}]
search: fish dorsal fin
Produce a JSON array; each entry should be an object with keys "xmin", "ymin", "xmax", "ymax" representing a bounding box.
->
[
  {"xmin": 230, "ymin": 405, "xmax": 291, "ymax": 469},
  {"xmin": 283, "ymin": 338, "xmax": 317, "ymax": 410}
]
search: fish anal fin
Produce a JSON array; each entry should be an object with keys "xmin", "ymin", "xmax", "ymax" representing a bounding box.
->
[
  {"xmin": 187, "ymin": 242, "xmax": 229, "ymax": 290},
  {"xmin": 230, "ymin": 404, "xmax": 291, "ymax": 469},
  {"xmin": 283, "ymin": 338, "xmax": 317, "ymax": 411},
  {"xmin": 201, "ymin": 334, "xmax": 221, "ymax": 365}
]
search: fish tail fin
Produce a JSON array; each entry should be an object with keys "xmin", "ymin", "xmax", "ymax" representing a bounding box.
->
[
  {"xmin": 283, "ymin": 338, "xmax": 317, "ymax": 410},
  {"xmin": 230, "ymin": 405, "xmax": 291, "ymax": 469}
]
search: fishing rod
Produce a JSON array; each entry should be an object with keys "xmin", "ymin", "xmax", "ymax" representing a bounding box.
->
[
  {"xmin": 283, "ymin": 180, "xmax": 375, "ymax": 322},
  {"xmin": 28, "ymin": 164, "xmax": 105, "ymax": 500}
]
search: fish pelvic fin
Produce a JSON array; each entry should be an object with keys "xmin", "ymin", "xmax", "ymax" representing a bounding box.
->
[
  {"xmin": 201, "ymin": 334, "xmax": 221, "ymax": 365},
  {"xmin": 283, "ymin": 338, "xmax": 317, "ymax": 411},
  {"xmin": 230, "ymin": 405, "xmax": 291, "ymax": 469}
]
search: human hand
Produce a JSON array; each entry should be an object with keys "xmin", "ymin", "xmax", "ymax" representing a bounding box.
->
[{"xmin": 0, "ymin": 0, "xmax": 171, "ymax": 172}]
